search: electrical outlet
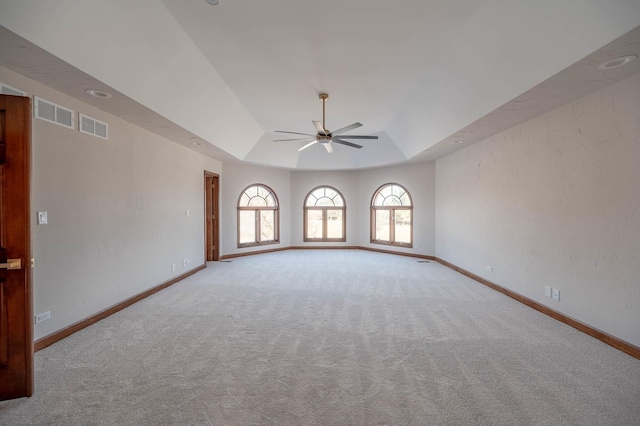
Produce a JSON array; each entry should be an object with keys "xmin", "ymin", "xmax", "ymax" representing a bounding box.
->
[
  {"xmin": 545, "ymin": 286, "xmax": 552, "ymax": 298},
  {"xmin": 486, "ymin": 266, "xmax": 493, "ymax": 272},
  {"xmin": 171, "ymin": 264, "xmax": 176, "ymax": 272},
  {"xmin": 183, "ymin": 258, "xmax": 190, "ymax": 267},
  {"xmin": 185, "ymin": 209, "xmax": 190, "ymax": 217},
  {"xmin": 35, "ymin": 311, "xmax": 50, "ymax": 324},
  {"xmin": 552, "ymin": 289, "xmax": 560, "ymax": 301}
]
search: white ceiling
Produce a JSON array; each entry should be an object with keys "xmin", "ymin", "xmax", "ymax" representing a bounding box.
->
[{"xmin": 0, "ymin": 0, "xmax": 639, "ymax": 170}]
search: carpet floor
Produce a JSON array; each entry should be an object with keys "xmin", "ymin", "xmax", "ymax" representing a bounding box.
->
[{"xmin": 1, "ymin": 249, "xmax": 639, "ymax": 425}]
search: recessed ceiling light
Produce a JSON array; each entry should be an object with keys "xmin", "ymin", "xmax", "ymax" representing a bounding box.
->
[
  {"xmin": 453, "ymin": 140, "xmax": 464, "ymax": 144},
  {"xmin": 205, "ymin": 0, "xmax": 219, "ymax": 5},
  {"xmin": 192, "ymin": 141, "xmax": 203, "ymax": 146},
  {"xmin": 598, "ymin": 55, "xmax": 637, "ymax": 70},
  {"xmin": 85, "ymin": 89, "xmax": 111, "ymax": 98}
]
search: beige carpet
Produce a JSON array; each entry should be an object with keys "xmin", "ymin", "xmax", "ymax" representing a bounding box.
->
[{"xmin": 1, "ymin": 249, "xmax": 639, "ymax": 425}]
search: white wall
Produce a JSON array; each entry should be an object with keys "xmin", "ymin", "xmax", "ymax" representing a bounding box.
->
[
  {"xmin": 219, "ymin": 162, "xmax": 291, "ymax": 256},
  {"xmin": 358, "ymin": 162, "xmax": 436, "ymax": 256},
  {"xmin": 0, "ymin": 66, "xmax": 221, "ymax": 341},
  {"xmin": 436, "ymin": 73, "xmax": 640, "ymax": 347}
]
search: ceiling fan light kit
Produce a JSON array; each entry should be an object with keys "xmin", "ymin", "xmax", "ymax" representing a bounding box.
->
[{"xmin": 274, "ymin": 93, "xmax": 378, "ymax": 153}]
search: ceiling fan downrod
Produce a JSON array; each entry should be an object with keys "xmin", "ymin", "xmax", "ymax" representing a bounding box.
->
[{"xmin": 319, "ymin": 93, "xmax": 328, "ymax": 134}]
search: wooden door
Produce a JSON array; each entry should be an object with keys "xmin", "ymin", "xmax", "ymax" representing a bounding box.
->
[
  {"xmin": 0, "ymin": 95, "xmax": 33, "ymax": 400},
  {"xmin": 204, "ymin": 172, "xmax": 219, "ymax": 262}
]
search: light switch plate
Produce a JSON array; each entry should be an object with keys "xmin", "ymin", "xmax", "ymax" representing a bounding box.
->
[{"xmin": 37, "ymin": 211, "xmax": 48, "ymax": 225}]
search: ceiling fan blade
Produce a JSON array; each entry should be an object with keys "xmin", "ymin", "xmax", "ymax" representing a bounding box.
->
[
  {"xmin": 330, "ymin": 122, "xmax": 362, "ymax": 136},
  {"xmin": 332, "ymin": 138, "xmax": 363, "ymax": 149},
  {"xmin": 334, "ymin": 135, "xmax": 378, "ymax": 139},
  {"xmin": 275, "ymin": 130, "xmax": 316, "ymax": 137},
  {"xmin": 273, "ymin": 137, "xmax": 316, "ymax": 142},
  {"xmin": 313, "ymin": 121, "xmax": 327, "ymax": 135},
  {"xmin": 297, "ymin": 140, "xmax": 318, "ymax": 152},
  {"xmin": 323, "ymin": 142, "xmax": 334, "ymax": 153}
]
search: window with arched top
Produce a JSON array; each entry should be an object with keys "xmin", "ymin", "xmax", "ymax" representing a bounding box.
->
[
  {"xmin": 238, "ymin": 184, "xmax": 279, "ymax": 247},
  {"xmin": 304, "ymin": 186, "xmax": 346, "ymax": 242},
  {"xmin": 371, "ymin": 183, "xmax": 413, "ymax": 247}
]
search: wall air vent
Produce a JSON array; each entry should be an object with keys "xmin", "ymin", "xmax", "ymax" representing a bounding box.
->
[
  {"xmin": 34, "ymin": 96, "xmax": 74, "ymax": 129},
  {"xmin": 79, "ymin": 113, "xmax": 108, "ymax": 140},
  {"xmin": 0, "ymin": 82, "xmax": 27, "ymax": 96}
]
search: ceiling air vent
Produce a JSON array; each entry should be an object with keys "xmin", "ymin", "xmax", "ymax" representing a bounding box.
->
[
  {"xmin": 79, "ymin": 113, "xmax": 108, "ymax": 140},
  {"xmin": 34, "ymin": 96, "xmax": 74, "ymax": 129},
  {"xmin": 0, "ymin": 82, "xmax": 27, "ymax": 96}
]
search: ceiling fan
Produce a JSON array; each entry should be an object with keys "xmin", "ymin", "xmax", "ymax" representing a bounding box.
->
[{"xmin": 273, "ymin": 93, "xmax": 378, "ymax": 153}]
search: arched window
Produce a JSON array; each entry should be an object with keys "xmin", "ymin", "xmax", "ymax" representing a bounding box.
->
[
  {"xmin": 371, "ymin": 183, "xmax": 412, "ymax": 247},
  {"xmin": 238, "ymin": 184, "xmax": 279, "ymax": 247},
  {"xmin": 304, "ymin": 186, "xmax": 346, "ymax": 242}
]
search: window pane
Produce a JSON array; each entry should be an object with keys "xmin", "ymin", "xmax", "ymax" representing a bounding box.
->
[
  {"xmin": 245, "ymin": 186, "xmax": 258, "ymax": 198},
  {"xmin": 316, "ymin": 197, "xmax": 335, "ymax": 207},
  {"xmin": 257, "ymin": 186, "xmax": 269, "ymax": 198},
  {"xmin": 327, "ymin": 210, "xmax": 343, "ymax": 239},
  {"xmin": 375, "ymin": 210, "xmax": 390, "ymax": 241},
  {"xmin": 240, "ymin": 193, "xmax": 251, "ymax": 206},
  {"xmin": 248, "ymin": 197, "xmax": 267, "ymax": 207},
  {"xmin": 239, "ymin": 210, "xmax": 256, "ymax": 244},
  {"xmin": 305, "ymin": 194, "xmax": 318, "ymax": 207},
  {"xmin": 265, "ymin": 194, "xmax": 276, "ymax": 207},
  {"xmin": 394, "ymin": 210, "xmax": 411, "ymax": 244},
  {"xmin": 312, "ymin": 188, "xmax": 325, "ymax": 199},
  {"xmin": 306, "ymin": 209, "xmax": 323, "ymax": 239},
  {"xmin": 374, "ymin": 194, "xmax": 385, "ymax": 206},
  {"xmin": 333, "ymin": 195, "xmax": 344, "ymax": 207},
  {"xmin": 383, "ymin": 195, "xmax": 402, "ymax": 206},
  {"xmin": 400, "ymin": 192, "xmax": 411, "ymax": 206},
  {"xmin": 260, "ymin": 210, "xmax": 275, "ymax": 241}
]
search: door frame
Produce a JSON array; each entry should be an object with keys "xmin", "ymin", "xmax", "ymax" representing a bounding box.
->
[{"xmin": 204, "ymin": 171, "xmax": 219, "ymax": 262}]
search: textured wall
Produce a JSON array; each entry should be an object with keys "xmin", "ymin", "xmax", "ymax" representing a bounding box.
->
[
  {"xmin": 436, "ymin": 73, "xmax": 640, "ymax": 347},
  {"xmin": 219, "ymin": 162, "xmax": 291, "ymax": 256},
  {"xmin": 0, "ymin": 66, "xmax": 221, "ymax": 341}
]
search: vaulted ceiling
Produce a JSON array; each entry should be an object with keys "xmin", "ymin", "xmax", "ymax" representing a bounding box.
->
[{"xmin": 1, "ymin": 1, "xmax": 639, "ymax": 170}]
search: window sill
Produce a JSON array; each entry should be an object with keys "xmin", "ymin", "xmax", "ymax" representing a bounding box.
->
[
  {"xmin": 238, "ymin": 240, "xmax": 279, "ymax": 249},
  {"xmin": 370, "ymin": 240, "xmax": 413, "ymax": 248}
]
